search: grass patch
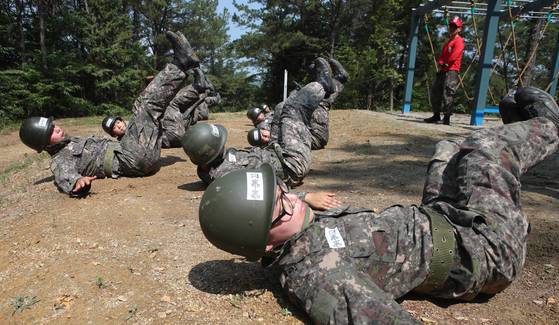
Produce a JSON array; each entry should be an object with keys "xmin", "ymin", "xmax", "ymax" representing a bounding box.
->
[
  {"xmin": 0, "ymin": 121, "xmax": 20, "ymax": 136},
  {"xmin": 0, "ymin": 152, "xmax": 49, "ymax": 183},
  {"xmin": 11, "ymin": 296, "xmax": 39, "ymax": 315},
  {"xmin": 96, "ymin": 276, "xmax": 108, "ymax": 289}
]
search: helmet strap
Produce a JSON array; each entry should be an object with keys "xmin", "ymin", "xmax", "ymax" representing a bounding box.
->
[{"xmin": 301, "ymin": 205, "xmax": 312, "ymax": 231}]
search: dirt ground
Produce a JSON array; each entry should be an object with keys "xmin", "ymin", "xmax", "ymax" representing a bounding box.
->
[{"xmin": 0, "ymin": 110, "xmax": 558, "ymax": 324}]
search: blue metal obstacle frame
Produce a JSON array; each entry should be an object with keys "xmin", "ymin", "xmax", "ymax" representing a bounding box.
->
[{"xmin": 403, "ymin": 0, "xmax": 559, "ymax": 126}]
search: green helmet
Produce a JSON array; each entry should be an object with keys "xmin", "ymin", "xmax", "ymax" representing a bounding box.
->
[
  {"xmin": 247, "ymin": 128, "xmax": 264, "ymax": 147},
  {"xmin": 181, "ymin": 123, "xmax": 228, "ymax": 165},
  {"xmin": 19, "ymin": 117, "xmax": 54, "ymax": 152},
  {"xmin": 199, "ymin": 163, "xmax": 277, "ymax": 260},
  {"xmin": 101, "ymin": 115, "xmax": 122, "ymax": 136},
  {"xmin": 246, "ymin": 107, "xmax": 263, "ymax": 122}
]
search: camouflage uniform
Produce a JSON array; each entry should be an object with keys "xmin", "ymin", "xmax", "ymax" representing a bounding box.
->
[
  {"xmin": 48, "ymin": 63, "xmax": 187, "ymax": 194},
  {"xmin": 431, "ymin": 71, "xmax": 460, "ymax": 116},
  {"xmin": 265, "ymin": 117, "xmax": 559, "ymax": 324},
  {"xmin": 271, "ymin": 80, "xmax": 343, "ymax": 150},
  {"xmin": 198, "ymin": 82, "xmax": 326, "ymax": 186},
  {"xmin": 161, "ymin": 85, "xmax": 217, "ymax": 148},
  {"xmin": 255, "ymin": 111, "xmax": 274, "ymax": 131}
]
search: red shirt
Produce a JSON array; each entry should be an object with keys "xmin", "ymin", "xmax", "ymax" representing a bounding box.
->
[{"xmin": 438, "ymin": 34, "xmax": 464, "ymax": 72}]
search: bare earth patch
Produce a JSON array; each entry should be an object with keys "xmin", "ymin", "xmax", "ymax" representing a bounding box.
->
[{"xmin": 0, "ymin": 111, "xmax": 557, "ymax": 324}]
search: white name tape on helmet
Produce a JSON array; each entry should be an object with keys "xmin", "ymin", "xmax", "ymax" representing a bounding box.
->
[
  {"xmin": 210, "ymin": 124, "xmax": 220, "ymax": 137},
  {"xmin": 246, "ymin": 172, "xmax": 264, "ymax": 201},
  {"xmin": 325, "ymin": 227, "xmax": 346, "ymax": 249},
  {"xmin": 38, "ymin": 117, "xmax": 48, "ymax": 128}
]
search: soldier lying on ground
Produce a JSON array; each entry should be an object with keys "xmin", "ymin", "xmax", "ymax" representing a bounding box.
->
[
  {"xmin": 18, "ymin": 31, "xmax": 199, "ymax": 197},
  {"xmin": 197, "ymin": 86, "xmax": 559, "ymax": 324},
  {"xmin": 101, "ymin": 68, "xmax": 220, "ymax": 148},
  {"xmin": 248, "ymin": 58, "xmax": 348, "ymax": 149},
  {"xmin": 246, "ymin": 106, "xmax": 274, "ymax": 131},
  {"xmin": 182, "ymin": 57, "xmax": 338, "ymax": 187}
]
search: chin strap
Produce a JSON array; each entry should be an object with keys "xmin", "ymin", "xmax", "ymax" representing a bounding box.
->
[{"xmin": 301, "ymin": 205, "xmax": 312, "ymax": 231}]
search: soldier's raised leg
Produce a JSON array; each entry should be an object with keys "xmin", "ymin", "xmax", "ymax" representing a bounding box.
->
[
  {"xmin": 422, "ymin": 116, "xmax": 559, "ymax": 298},
  {"xmin": 309, "ymin": 58, "xmax": 347, "ymax": 150},
  {"xmin": 278, "ymin": 58, "xmax": 334, "ymax": 185},
  {"xmin": 117, "ymin": 31, "xmax": 199, "ymax": 176}
]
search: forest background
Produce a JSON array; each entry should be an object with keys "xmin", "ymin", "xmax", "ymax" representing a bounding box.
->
[{"xmin": 1, "ymin": 0, "xmax": 558, "ymax": 129}]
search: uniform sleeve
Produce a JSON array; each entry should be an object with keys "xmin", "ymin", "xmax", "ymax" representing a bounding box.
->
[
  {"xmin": 283, "ymin": 263, "xmax": 420, "ymax": 324},
  {"xmin": 447, "ymin": 38, "xmax": 464, "ymax": 67},
  {"xmin": 50, "ymin": 151, "xmax": 82, "ymax": 195}
]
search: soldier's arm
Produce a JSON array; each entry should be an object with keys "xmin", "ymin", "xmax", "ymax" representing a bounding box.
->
[
  {"xmin": 286, "ymin": 265, "xmax": 420, "ymax": 324},
  {"xmin": 50, "ymin": 152, "xmax": 88, "ymax": 196},
  {"xmin": 291, "ymin": 191, "xmax": 342, "ymax": 210}
]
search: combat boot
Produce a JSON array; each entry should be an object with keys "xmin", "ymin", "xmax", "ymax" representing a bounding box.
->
[
  {"xmin": 443, "ymin": 115, "xmax": 450, "ymax": 125},
  {"xmin": 311, "ymin": 58, "xmax": 335, "ymax": 96},
  {"xmin": 498, "ymin": 96, "xmax": 524, "ymax": 124},
  {"xmin": 424, "ymin": 113, "xmax": 441, "ymax": 123},
  {"xmin": 166, "ymin": 31, "xmax": 199, "ymax": 72},
  {"xmin": 192, "ymin": 68, "xmax": 214, "ymax": 93},
  {"xmin": 205, "ymin": 93, "xmax": 221, "ymax": 106},
  {"xmin": 328, "ymin": 58, "xmax": 349, "ymax": 84},
  {"xmin": 515, "ymin": 87, "xmax": 559, "ymax": 128}
]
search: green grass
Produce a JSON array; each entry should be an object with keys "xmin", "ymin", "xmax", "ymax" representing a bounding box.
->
[
  {"xmin": 11, "ymin": 296, "xmax": 39, "ymax": 315},
  {"xmin": 0, "ymin": 121, "xmax": 21, "ymax": 135},
  {"xmin": 0, "ymin": 152, "xmax": 49, "ymax": 183}
]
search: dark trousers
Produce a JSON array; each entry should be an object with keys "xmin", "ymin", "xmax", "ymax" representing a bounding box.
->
[{"xmin": 431, "ymin": 70, "xmax": 460, "ymax": 116}]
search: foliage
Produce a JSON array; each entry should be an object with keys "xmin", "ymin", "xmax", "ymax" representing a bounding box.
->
[
  {"xmin": 0, "ymin": 0, "xmax": 253, "ymax": 126},
  {"xmin": 1, "ymin": 0, "xmax": 558, "ymax": 125}
]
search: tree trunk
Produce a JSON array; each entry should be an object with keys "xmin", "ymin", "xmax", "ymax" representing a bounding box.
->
[
  {"xmin": 131, "ymin": 3, "xmax": 141, "ymax": 42},
  {"xmin": 389, "ymin": 79, "xmax": 394, "ymax": 111},
  {"xmin": 16, "ymin": 0, "xmax": 26, "ymax": 63},
  {"xmin": 38, "ymin": 0, "xmax": 48, "ymax": 69},
  {"xmin": 521, "ymin": 19, "xmax": 543, "ymax": 86}
]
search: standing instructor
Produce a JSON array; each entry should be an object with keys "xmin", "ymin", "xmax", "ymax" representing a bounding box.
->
[{"xmin": 424, "ymin": 16, "xmax": 465, "ymax": 125}]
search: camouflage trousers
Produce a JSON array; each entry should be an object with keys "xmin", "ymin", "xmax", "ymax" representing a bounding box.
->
[
  {"xmin": 276, "ymin": 118, "xmax": 559, "ymax": 324},
  {"xmin": 431, "ymin": 70, "xmax": 460, "ymax": 116},
  {"xmin": 422, "ymin": 117, "xmax": 559, "ymax": 299},
  {"xmin": 272, "ymin": 80, "xmax": 342, "ymax": 151},
  {"xmin": 115, "ymin": 63, "xmax": 186, "ymax": 176},
  {"xmin": 161, "ymin": 85, "xmax": 201, "ymax": 148},
  {"xmin": 277, "ymin": 82, "xmax": 326, "ymax": 185}
]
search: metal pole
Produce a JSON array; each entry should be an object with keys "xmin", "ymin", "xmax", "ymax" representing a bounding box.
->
[
  {"xmin": 403, "ymin": 11, "xmax": 421, "ymax": 113},
  {"xmin": 549, "ymin": 31, "xmax": 559, "ymax": 97},
  {"xmin": 283, "ymin": 69, "xmax": 288, "ymax": 102},
  {"xmin": 470, "ymin": 0, "xmax": 501, "ymax": 126}
]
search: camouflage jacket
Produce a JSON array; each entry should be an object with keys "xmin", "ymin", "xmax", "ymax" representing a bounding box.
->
[
  {"xmin": 255, "ymin": 112, "xmax": 274, "ymax": 131},
  {"xmin": 197, "ymin": 146, "xmax": 284, "ymax": 185},
  {"xmin": 266, "ymin": 205, "xmax": 432, "ymax": 324},
  {"xmin": 49, "ymin": 136, "xmax": 115, "ymax": 194}
]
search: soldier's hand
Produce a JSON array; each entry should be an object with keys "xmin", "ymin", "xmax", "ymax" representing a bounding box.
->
[
  {"xmin": 304, "ymin": 192, "xmax": 342, "ymax": 211},
  {"xmin": 72, "ymin": 176, "xmax": 97, "ymax": 193}
]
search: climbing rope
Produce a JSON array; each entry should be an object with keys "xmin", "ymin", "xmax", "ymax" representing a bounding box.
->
[{"xmin": 515, "ymin": 6, "xmax": 556, "ymax": 86}]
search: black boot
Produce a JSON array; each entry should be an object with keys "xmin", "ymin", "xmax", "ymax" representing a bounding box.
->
[
  {"xmin": 311, "ymin": 58, "xmax": 335, "ymax": 96},
  {"xmin": 192, "ymin": 68, "xmax": 214, "ymax": 93},
  {"xmin": 443, "ymin": 115, "xmax": 450, "ymax": 125},
  {"xmin": 166, "ymin": 31, "xmax": 199, "ymax": 72},
  {"xmin": 424, "ymin": 113, "xmax": 441, "ymax": 123},
  {"xmin": 515, "ymin": 87, "xmax": 559, "ymax": 128},
  {"xmin": 328, "ymin": 58, "xmax": 349, "ymax": 84},
  {"xmin": 499, "ymin": 96, "xmax": 523, "ymax": 124}
]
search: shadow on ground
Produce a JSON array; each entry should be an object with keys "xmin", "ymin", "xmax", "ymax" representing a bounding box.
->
[
  {"xmin": 310, "ymin": 133, "xmax": 439, "ymax": 193},
  {"xmin": 188, "ymin": 259, "xmax": 309, "ymax": 322},
  {"xmin": 160, "ymin": 155, "xmax": 186, "ymax": 167},
  {"xmin": 34, "ymin": 175, "xmax": 54, "ymax": 185},
  {"xmin": 178, "ymin": 181, "xmax": 206, "ymax": 192}
]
